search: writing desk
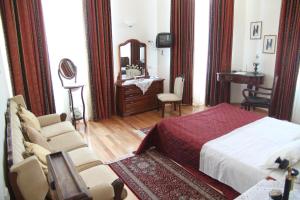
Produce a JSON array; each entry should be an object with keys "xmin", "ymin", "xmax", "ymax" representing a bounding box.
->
[
  {"xmin": 217, "ymin": 71, "xmax": 265, "ymax": 89},
  {"xmin": 217, "ymin": 71, "xmax": 265, "ymax": 103}
]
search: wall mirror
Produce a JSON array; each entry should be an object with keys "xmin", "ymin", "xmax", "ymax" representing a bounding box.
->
[{"xmin": 118, "ymin": 39, "xmax": 148, "ymax": 80}]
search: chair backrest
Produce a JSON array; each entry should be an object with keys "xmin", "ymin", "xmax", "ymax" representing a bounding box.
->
[{"xmin": 174, "ymin": 76, "xmax": 185, "ymax": 99}]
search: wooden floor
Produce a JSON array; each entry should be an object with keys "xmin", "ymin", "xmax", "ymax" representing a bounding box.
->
[{"xmin": 76, "ymin": 104, "xmax": 266, "ymax": 199}]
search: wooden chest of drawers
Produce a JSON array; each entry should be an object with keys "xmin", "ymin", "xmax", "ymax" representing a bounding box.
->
[{"xmin": 116, "ymin": 79, "xmax": 164, "ymax": 117}]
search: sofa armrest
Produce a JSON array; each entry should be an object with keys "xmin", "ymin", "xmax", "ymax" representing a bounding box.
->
[
  {"xmin": 47, "ymin": 151, "xmax": 92, "ymax": 200},
  {"xmin": 38, "ymin": 113, "xmax": 67, "ymax": 127},
  {"xmin": 10, "ymin": 156, "xmax": 49, "ymax": 200}
]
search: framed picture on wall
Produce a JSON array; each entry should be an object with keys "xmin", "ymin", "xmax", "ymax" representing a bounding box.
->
[
  {"xmin": 250, "ymin": 21, "xmax": 262, "ymax": 40},
  {"xmin": 263, "ymin": 35, "xmax": 277, "ymax": 54}
]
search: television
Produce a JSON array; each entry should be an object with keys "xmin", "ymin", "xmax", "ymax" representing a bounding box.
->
[{"xmin": 156, "ymin": 33, "xmax": 173, "ymax": 48}]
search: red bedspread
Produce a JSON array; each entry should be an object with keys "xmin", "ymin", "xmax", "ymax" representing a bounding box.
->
[{"xmin": 137, "ymin": 103, "xmax": 264, "ymax": 170}]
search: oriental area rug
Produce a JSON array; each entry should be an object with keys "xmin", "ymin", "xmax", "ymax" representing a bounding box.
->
[{"xmin": 109, "ymin": 150, "xmax": 232, "ymax": 200}]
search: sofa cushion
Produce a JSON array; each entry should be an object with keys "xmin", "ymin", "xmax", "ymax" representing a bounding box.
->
[
  {"xmin": 23, "ymin": 141, "xmax": 51, "ymax": 174},
  {"xmin": 23, "ymin": 141, "xmax": 51, "ymax": 165},
  {"xmin": 48, "ymin": 131, "xmax": 87, "ymax": 152},
  {"xmin": 41, "ymin": 121, "xmax": 75, "ymax": 138},
  {"xmin": 79, "ymin": 165, "xmax": 127, "ymax": 200},
  {"xmin": 18, "ymin": 106, "xmax": 41, "ymax": 131},
  {"xmin": 68, "ymin": 147, "xmax": 103, "ymax": 172},
  {"xmin": 25, "ymin": 126, "xmax": 52, "ymax": 151}
]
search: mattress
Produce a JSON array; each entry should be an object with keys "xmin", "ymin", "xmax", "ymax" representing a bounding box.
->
[{"xmin": 200, "ymin": 117, "xmax": 300, "ymax": 193}]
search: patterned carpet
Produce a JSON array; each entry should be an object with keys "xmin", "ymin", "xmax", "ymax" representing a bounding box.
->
[{"xmin": 109, "ymin": 150, "xmax": 228, "ymax": 200}]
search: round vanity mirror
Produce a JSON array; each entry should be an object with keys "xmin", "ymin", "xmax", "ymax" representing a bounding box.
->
[{"xmin": 59, "ymin": 58, "xmax": 77, "ymax": 80}]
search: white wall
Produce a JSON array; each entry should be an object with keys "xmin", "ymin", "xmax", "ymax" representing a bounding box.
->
[
  {"xmin": 0, "ymin": 15, "xmax": 13, "ymax": 200},
  {"xmin": 292, "ymin": 65, "xmax": 300, "ymax": 124},
  {"xmin": 231, "ymin": 0, "xmax": 282, "ymax": 103},
  {"xmin": 157, "ymin": 0, "xmax": 171, "ymax": 93},
  {"xmin": 111, "ymin": 0, "xmax": 159, "ymax": 81}
]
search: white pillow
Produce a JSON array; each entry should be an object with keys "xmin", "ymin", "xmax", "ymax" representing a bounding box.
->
[{"xmin": 263, "ymin": 140, "xmax": 300, "ymax": 169}]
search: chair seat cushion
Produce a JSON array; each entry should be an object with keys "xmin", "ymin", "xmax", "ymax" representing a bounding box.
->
[
  {"xmin": 68, "ymin": 147, "xmax": 103, "ymax": 172},
  {"xmin": 157, "ymin": 93, "xmax": 181, "ymax": 102},
  {"xmin": 242, "ymin": 96, "xmax": 271, "ymax": 107},
  {"xmin": 41, "ymin": 121, "xmax": 74, "ymax": 138},
  {"xmin": 48, "ymin": 131, "xmax": 87, "ymax": 152},
  {"xmin": 79, "ymin": 165, "xmax": 127, "ymax": 200}
]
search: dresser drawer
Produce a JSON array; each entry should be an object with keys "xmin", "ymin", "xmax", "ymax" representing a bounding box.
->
[
  {"xmin": 116, "ymin": 79, "xmax": 164, "ymax": 116},
  {"xmin": 125, "ymin": 96, "xmax": 157, "ymax": 113}
]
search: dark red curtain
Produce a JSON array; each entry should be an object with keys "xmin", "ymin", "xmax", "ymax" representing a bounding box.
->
[
  {"xmin": 170, "ymin": 0, "xmax": 195, "ymax": 105},
  {"xmin": 84, "ymin": 0, "xmax": 115, "ymax": 120},
  {"xmin": 270, "ymin": 0, "xmax": 300, "ymax": 120},
  {"xmin": 0, "ymin": 0, "xmax": 55, "ymax": 116},
  {"xmin": 205, "ymin": 0, "xmax": 234, "ymax": 106}
]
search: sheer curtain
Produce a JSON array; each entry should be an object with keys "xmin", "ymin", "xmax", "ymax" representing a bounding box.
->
[
  {"xmin": 193, "ymin": 0, "xmax": 209, "ymax": 105},
  {"xmin": 292, "ymin": 65, "xmax": 300, "ymax": 124},
  {"xmin": 42, "ymin": 0, "xmax": 92, "ymax": 119}
]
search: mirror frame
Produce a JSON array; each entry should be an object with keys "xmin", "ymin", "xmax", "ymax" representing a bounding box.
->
[
  {"xmin": 117, "ymin": 39, "xmax": 149, "ymax": 81},
  {"xmin": 58, "ymin": 58, "xmax": 77, "ymax": 86}
]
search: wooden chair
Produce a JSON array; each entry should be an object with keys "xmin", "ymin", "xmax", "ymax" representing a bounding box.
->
[
  {"xmin": 157, "ymin": 76, "xmax": 185, "ymax": 118},
  {"xmin": 241, "ymin": 76, "xmax": 279, "ymax": 114}
]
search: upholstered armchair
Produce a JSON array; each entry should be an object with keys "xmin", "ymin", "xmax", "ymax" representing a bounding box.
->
[{"xmin": 157, "ymin": 76, "xmax": 185, "ymax": 117}]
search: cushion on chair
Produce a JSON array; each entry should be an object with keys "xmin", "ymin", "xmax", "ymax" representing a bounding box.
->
[
  {"xmin": 24, "ymin": 126, "xmax": 52, "ymax": 151},
  {"xmin": 18, "ymin": 106, "xmax": 41, "ymax": 131},
  {"xmin": 79, "ymin": 165, "xmax": 127, "ymax": 200},
  {"xmin": 47, "ymin": 131, "xmax": 87, "ymax": 152},
  {"xmin": 157, "ymin": 93, "xmax": 181, "ymax": 102},
  {"xmin": 68, "ymin": 147, "xmax": 103, "ymax": 172},
  {"xmin": 23, "ymin": 141, "xmax": 51, "ymax": 174},
  {"xmin": 41, "ymin": 121, "xmax": 75, "ymax": 138}
]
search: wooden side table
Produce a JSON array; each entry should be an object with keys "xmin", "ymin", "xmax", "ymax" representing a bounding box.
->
[{"xmin": 64, "ymin": 85, "xmax": 86, "ymax": 128}]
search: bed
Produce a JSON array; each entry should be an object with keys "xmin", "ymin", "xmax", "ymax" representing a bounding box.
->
[{"xmin": 137, "ymin": 103, "xmax": 300, "ymax": 193}]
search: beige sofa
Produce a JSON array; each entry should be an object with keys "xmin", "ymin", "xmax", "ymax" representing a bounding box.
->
[{"xmin": 5, "ymin": 95, "xmax": 127, "ymax": 200}]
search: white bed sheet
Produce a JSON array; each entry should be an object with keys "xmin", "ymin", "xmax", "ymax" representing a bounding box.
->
[{"xmin": 199, "ymin": 117, "xmax": 300, "ymax": 193}]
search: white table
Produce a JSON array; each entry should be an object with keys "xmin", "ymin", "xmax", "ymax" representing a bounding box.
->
[{"xmin": 235, "ymin": 179, "xmax": 300, "ymax": 200}]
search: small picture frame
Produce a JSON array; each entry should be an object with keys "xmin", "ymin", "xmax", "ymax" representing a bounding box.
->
[
  {"xmin": 263, "ymin": 35, "xmax": 277, "ymax": 54},
  {"xmin": 250, "ymin": 21, "xmax": 262, "ymax": 40}
]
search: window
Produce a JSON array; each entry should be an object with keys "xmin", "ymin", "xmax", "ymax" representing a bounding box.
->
[{"xmin": 42, "ymin": 0, "xmax": 91, "ymax": 119}]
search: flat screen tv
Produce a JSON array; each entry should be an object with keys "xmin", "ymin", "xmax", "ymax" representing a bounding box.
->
[{"xmin": 156, "ymin": 33, "xmax": 173, "ymax": 48}]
